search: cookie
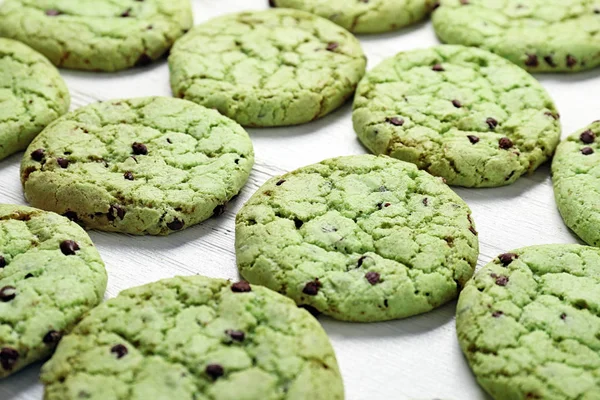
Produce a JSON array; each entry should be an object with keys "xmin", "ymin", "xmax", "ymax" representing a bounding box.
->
[
  {"xmin": 552, "ymin": 122, "xmax": 600, "ymax": 247},
  {"xmin": 432, "ymin": 0, "xmax": 600, "ymax": 72},
  {"xmin": 0, "ymin": 204, "xmax": 107, "ymax": 378},
  {"xmin": 0, "ymin": 0, "xmax": 193, "ymax": 72},
  {"xmin": 456, "ymin": 245, "xmax": 600, "ymax": 400},
  {"xmin": 169, "ymin": 8, "xmax": 366, "ymax": 127},
  {"xmin": 41, "ymin": 275, "xmax": 344, "ymax": 400},
  {"xmin": 352, "ymin": 45, "xmax": 561, "ymax": 187},
  {"xmin": 270, "ymin": 0, "xmax": 435, "ymax": 34},
  {"xmin": 235, "ymin": 154, "xmax": 479, "ymax": 322},
  {"xmin": 0, "ymin": 38, "xmax": 69, "ymax": 161},
  {"xmin": 21, "ymin": 97, "xmax": 254, "ymax": 236}
]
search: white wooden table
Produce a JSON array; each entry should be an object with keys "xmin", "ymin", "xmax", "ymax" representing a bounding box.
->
[{"xmin": 1, "ymin": 1, "xmax": 595, "ymax": 399}]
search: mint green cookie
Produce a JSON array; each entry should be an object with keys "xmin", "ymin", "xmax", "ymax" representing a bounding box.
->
[
  {"xmin": 0, "ymin": 0, "xmax": 193, "ymax": 72},
  {"xmin": 169, "ymin": 9, "xmax": 366, "ymax": 127},
  {"xmin": 41, "ymin": 275, "xmax": 344, "ymax": 400},
  {"xmin": 21, "ymin": 97, "xmax": 254, "ymax": 236},
  {"xmin": 457, "ymin": 245, "xmax": 600, "ymax": 400},
  {"xmin": 0, "ymin": 38, "xmax": 69, "ymax": 161},
  {"xmin": 236, "ymin": 155, "xmax": 479, "ymax": 322},
  {"xmin": 0, "ymin": 205, "xmax": 107, "ymax": 378},
  {"xmin": 352, "ymin": 45, "xmax": 561, "ymax": 187},
  {"xmin": 432, "ymin": 0, "xmax": 600, "ymax": 73},
  {"xmin": 270, "ymin": 0, "xmax": 435, "ymax": 34},
  {"xmin": 552, "ymin": 122, "xmax": 600, "ymax": 247}
]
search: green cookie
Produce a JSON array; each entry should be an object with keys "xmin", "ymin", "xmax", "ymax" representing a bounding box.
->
[
  {"xmin": 457, "ymin": 245, "xmax": 600, "ymax": 400},
  {"xmin": 270, "ymin": 0, "xmax": 435, "ymax": 34},
  {"xmin": 552, "ymin": 122, "xmax": 600, "ymax": 247},
  {"xmin": 21, "ymin": 97, "xmax": 254, "ymax": 236},
  {"xmin": 0, "ymin": 0, "xmax": 193, "ymax": 72},
  {"xmin": 352, "ymin": 45, "xmax": 561, "ymax": 187},
  {"xmin": 41, "ymin": 275, "xmax": 344, "ymax": 400},
  {"xmin": 0, "ymin": 204, "xmax": 107, "ymax": 378},
  {"xmin": 432, "ymin": 0, "xmax": 600, "ymax": 72},
  {"xmin": 236, "ymin": 154, "xmax": 479, "ymax": 322},
  {"xmin": 0, "ymin": 38, "xmax": 69, "ymax": 161},
  {"xmin": 169, "ymin": 8, "xmax": 366, "ymax": 127}
]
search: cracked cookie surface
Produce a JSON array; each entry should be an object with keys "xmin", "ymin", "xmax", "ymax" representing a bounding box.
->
[
  {"xmin": 552, "ymin": 122, "xmax": 600, "ymax": 247},
  {"xmin": 456, "ymin": 245, "xmax": 600, "ymax": 400},
  {"xmin": 352, "ymin": 45, "xmax": 561, "ymax": 187},
  {"xmin": 0, "ymin": 204, "xmax": 107, "ymax": 378},
  {"xmin": 235, "ymin": 155, "xmax": 479, "ymax": 322},
  {"xmin": 169, "ymin": 8, "xmax": 366, "ymax": 127},
  {"xmin": 432, "ymin": 0, "xmax": 600, "ymax": 72},
  {"xmin": 0, "ymin": 0, "xmax": 193, "ymax": 72},
  {"xmin": 0, "ymin": 38, "xmax": 69, "ymax": 161},
  {"xmin": 41, "ymin": 275, "xmax": 344, "ymax": 400},
  {"xmin": 21, "ymin": 97, "xmax": 254, "ymax": 236},
  {"xmin": 270, "ymin": 0, "xmax": 435, "ymax": 34}
]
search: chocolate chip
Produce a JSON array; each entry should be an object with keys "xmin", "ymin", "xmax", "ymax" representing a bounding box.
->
[
  {"xmin": 121, "ymin": 8, "xmax": 132, "ymax": 17},
  {"xmin": 132, "ymin": 142, "xmax": 148, "ymax": 155},
  {"xmin": 31, "ymin": 149, "xmax": 45, "ymax": 161},
  {"xmin": 486, "ymin": 117, "xmax": 498, "ymax": 130},
  {"xmin": 225, "ymin": 330, "xmax": 245, "ymax": 342},
  {"xmin": 422, "ymin": 198, "xmax": 429, "ymax": 206},
  {"xmin": 124, "ymin": 171, "xmax": 134, "ymax": 180},
  {"xmin": 231, "ymin": 281, "xmax": 251, "ymax": 292},
  {"xmin": 357, "ymin": 255, "xmax": 367, "ymax": 268},
  {"xmin": 276, "ymin": 179, "xmax": 286, "ymax": 186},
  {"xmin": 205, "ymin": 364, "xmax": 224, "ymax": 379},
  {"xmin": 0, "ymin": 256, "xmax": 5, "ymax": 268},
  {"xmin": 365, "ymin": 271, "xmax": 380, "ymax": 285},
  {"xmin": 326, "ymin": 42, "xmax": 339, "ymax": 52},
  {"xmin": 467, "ymin": 135, "xmax": 479, "ymax": 144},
  {"xmin": 544, "ymin": 55, "xmax": 557, "ymax": 68},
  {"xmin": 213, "ymin": 204, "xmax": 226, "ymax": 216},
  {"xmin": 386, "ymin": 117, "xmax": 404, "ymax": 126},
  {"xmin": 560, "ymin": 313, "xmax": 567, "ymax": 320},
  {"xmin": 110, "ymin": 344, "xmax": 128, "ymax": 358},
  {"xmin": 498, "ymin": 253, "xmax": 518, "ymax": 266},
  {"xmin": 294, "ymin": 218, "xmax": 303, "ymax": 229},
  {"xmin": 108, "ymin": 205, "xmax": 126, "ymax": 221},
  {"xmin": 492, "ymin": 311, "xmax": 503, "ymax": 318},
  {"xmin": 43, "ymin": 330, "xmax": 62, "ymax": 345},
  {"xmin": 63, "ymin": 211, "xmax": 78, "ymax": 222},
  {"xmin": 452, "ymin": 99, "xmax": 462, "ymax": 108},
  {"xmin": 0, "ymin": 348, "xmax": 19, "ymax": 370},
  {"xmin": 582, "ymin": 147, "xmax": 594, "ymax": 155},
  {"xmin": 45, "ymin": 9, "xmax": 61, "ymax": 16},
  {"xmin": 302, "ymin": 280, "xmax": 321, "ymax": 296},
  {"xmin": 499, "ymin": 137, "xmax": 513, "ymax": 149},
  {"xmin": 0, "ymin": 286, "xmax": 16, "ymax": 302},
  {"xmin": 580, "ymin": 130, "xmax": 596, "ymax": 144},
  {"xmin": 24, "ymin": 273, "xmax": 33, "ymax": 279},
  {"xmin": 566, "ymin": 54, "xmax": 577, "ymax": 68},
  {"xmin": 432, "ymin": 64, "xmax": 444, "ymax": 71},
  {"xmin": 495, "ymin": 275, "xmax": 509, "ymax": 286},
  {"xmin": 56, "ymin": 158, "xmax": 69, "ymax": 168},
  {"xmin": 525, "ymin": 54, "xmax": 539, "ymax": 67},
  {"xmin": 167, "ymin": 219, "xmax": 184, "ymax": 231},
  {"xmin": 60, "ymin": 240, "xmax": 80, "ymax": 255},
  {"xmin": 460, "ymin": 0, "xmax": 469, "ymax": 4}
]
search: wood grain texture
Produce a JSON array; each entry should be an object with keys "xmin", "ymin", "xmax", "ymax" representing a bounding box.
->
[{"xmin": 0, "ymin": 0, "xmax": 594, "ymax": 399}]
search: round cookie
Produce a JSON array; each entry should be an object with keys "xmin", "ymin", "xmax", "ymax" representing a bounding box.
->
[
  {"xmin": 552, "ymin": 122, "xmax": 600, "ymax": 247},
  {"xmin": 0, "ymin": 204, "xmax": 107, "ymax": 378},
  {"xmin": 235, "ymin": 154, "xmax": 479, "ymax": 322},
  {"xmin": 21, "ymin": 97, "xmax": 254, "ymax": 236},
  {"xmin": 0, "ymin": 38, "xmax": 69, "ymax": 161},
  {"xmin": 0, "ymin": 0, "xmax": 193, "ymax": 72},
  {"xmin": 432, "ymin": 0, "xmax": 600, "ymax": 73},
  {"xmin": 270, "ymin": 0, "xmax": 435, "ymax": 34},
  {"xmin": 41, "ymin": 275, "xmax": 344, "ymax": 400},
  {"xmin": 456, "ymin": 245, "xmax": 600, "ymax": 400},
  {"xmin": 169, "ymin": 8, "xmax": 366, "ymax": 127},
  {"xmin": 352, "ymin": 45, "xmax": 561, "ymax": 187}
]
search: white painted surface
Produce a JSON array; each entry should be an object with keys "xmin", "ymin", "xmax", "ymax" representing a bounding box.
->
[{"xmin": 1, "ymin": 1, "xmax": 594, "ymax": 399}]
